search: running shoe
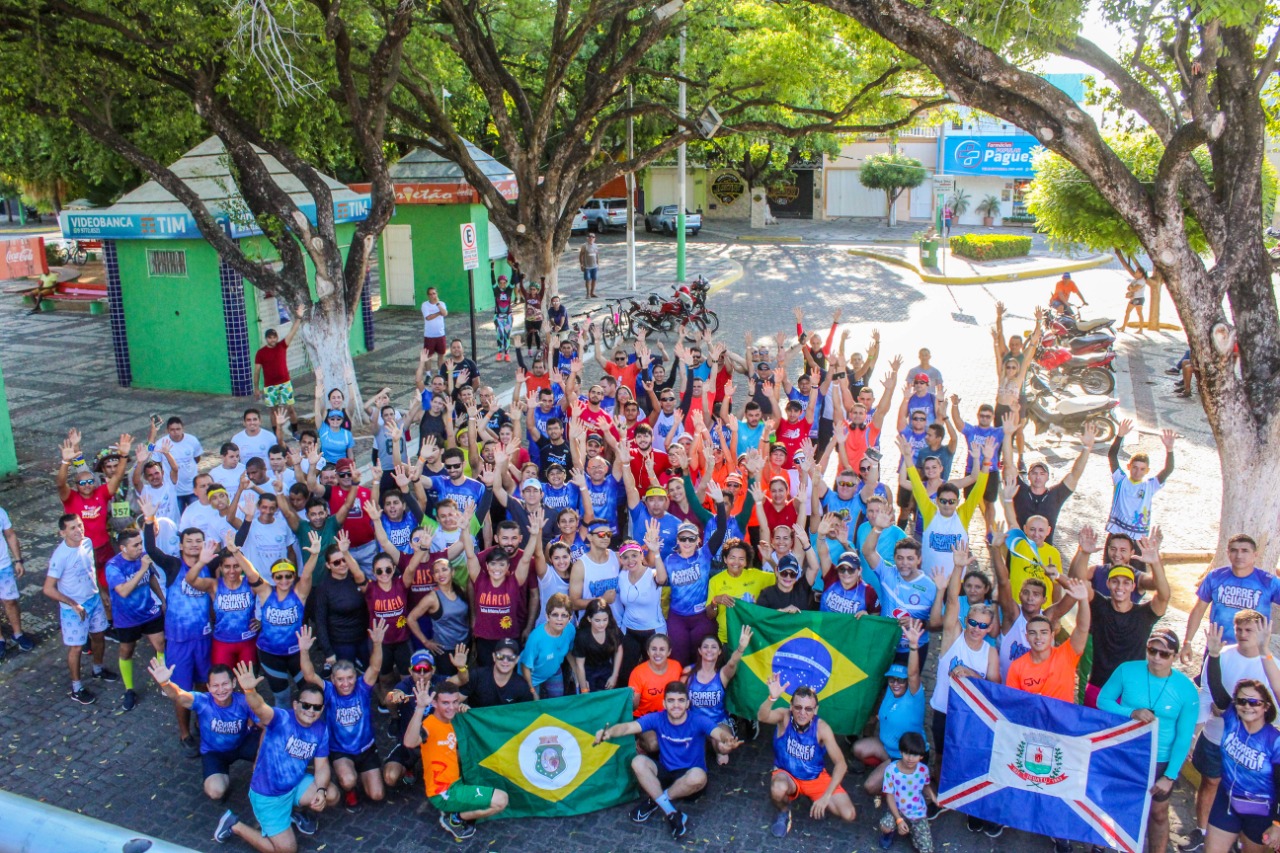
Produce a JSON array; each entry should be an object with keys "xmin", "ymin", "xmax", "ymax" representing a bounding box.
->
[
  {"xmin": 667, "ymin": 809, "xmax": 689, "ymax": 840},
  {"xmin": 344, "ymin": 790, "xmax": 358, "ymax": 808},
  {"xmin": 291, "ymin": 811, "xmax": 318, "ymax": 836},
  {"xmin": 213, "ymin": 810, "xmax": 237, "ymax": 843},
  {"xmin": 985, "ymin": 822, "xmax": 1005, "ymax": 839},
  {"xmin": 68, "ymin": 686, "xmax": 97, "ymax": 705},
  {"xmin": 1053, "ymin": 839, "xmax": 1072, "ymax": 853},
  {"xmin": 630, "ymin": 797, "xmax": 659, "ymax": 823},
  {"xmin": 770, "ymin": 809, "xmax": 791, "ymax": 838},
  {"xmin": 439, "ymin": 812, "xmax": 474, "ymax": 840},
  {"xmin": 180, "ymin": 734, "xmax": 200, "ymax": 758},
  {"xmin": 1177, "ymin": 829, "xmax": 1206, "ymax": 853},
  {"xmin": 122, "ymin": 689, "xmax": 138, "ymax": 711},
  {"xmin": 93, "ymin": 667, "xmax": 119, "ymax": 683},
  {"xmin": 967, "ymin": 816, "xmax": 985, "ymax": 833},
  {"xmin": 15, "ymin": 634, "xmax": 34, "ymax": 652}
]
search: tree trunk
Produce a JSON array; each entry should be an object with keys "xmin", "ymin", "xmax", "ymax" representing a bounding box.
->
[
  {"xmin": 1207, "ymin": 404, "xmax": 1280, "ymax": 564},
  {"xmin": 301, "ymin": 298, "xmax": 365, "ymax": 428},
  {"xmin": 887, "ymin": 190, "xmax": 898, "ymax": 227},
  {"xmin": 511, "ymin": 233, "xmax": 564, "ymax": 301}
]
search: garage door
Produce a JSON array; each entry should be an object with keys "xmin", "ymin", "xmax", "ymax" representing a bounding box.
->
[
  {"xmin": 825, "ymin": 170, "xmax": 887, "ymax": 218},
  {"xmin": 648, "ymin": 170, "xmax": 679, "ymax": 209}
]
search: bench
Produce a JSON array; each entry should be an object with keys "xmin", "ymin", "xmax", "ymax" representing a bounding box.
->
[{"xmin": 22, "ymin": 281, "xmax": 108, "ymax": 315}]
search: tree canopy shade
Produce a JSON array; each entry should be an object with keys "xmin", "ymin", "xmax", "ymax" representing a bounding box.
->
[
  {"xmin": 804, "ymin": 0, "xmax": 1280, "ymax": 563},
  {"xmin": 859, "ymin": 151, "xmax": 925, "ymax": 225}
]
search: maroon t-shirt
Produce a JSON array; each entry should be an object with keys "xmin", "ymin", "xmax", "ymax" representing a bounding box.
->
[
  {"xmin": 402, "ymin": 549, "xmax": 448, "ymax": 608},
  {"xmin": 365, "ymin": 577, "xmax": 410, "ymax": 645},
  {"xmin": 254, "ymin": 342, "xmax": 290, "ymax": 386},
  {"xmin": 471, "ymin": 571, "xmax": 525, "ymax": 640}
]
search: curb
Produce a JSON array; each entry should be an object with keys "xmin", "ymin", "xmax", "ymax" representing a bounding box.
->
[
  {"xmin": 847, "ymin": 248, "xmax": 1113, "ymax": 285},
  {"xmin": 735, "ymin": 234, "xmax": 803, "ymax": 243},
  {"xmin": 707, "ymin": 260, "xmax": 746, "ymax": 295}
]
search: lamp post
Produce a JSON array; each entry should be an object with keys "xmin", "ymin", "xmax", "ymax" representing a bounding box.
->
[{"xmin": 676, "ymin": 25, "xmax": 687, "ymax": 284}]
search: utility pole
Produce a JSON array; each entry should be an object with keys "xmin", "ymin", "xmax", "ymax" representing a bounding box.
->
[
  {"xmin": 627, "ymin": 84, "xmax": 637, "ymax": 291},
  {"xmin": 676, "ymin": 25, "xmax": 687, "ymax": 283}
]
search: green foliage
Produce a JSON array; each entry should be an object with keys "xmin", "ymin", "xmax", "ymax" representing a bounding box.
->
[
  {"xmin": 948, "ymin": 233, "xmax": 1031, "ymax": 260},
  {"xmin": 948, "ymin": 188, "xmax": 971, "ymax": 217},
  {"xmin": 975, "ymin": 195, "xmax": 1002, "ymax": 218},
  {"xmin": 859, "ymin": 152, "xmax": 926, "ymax": 196}
]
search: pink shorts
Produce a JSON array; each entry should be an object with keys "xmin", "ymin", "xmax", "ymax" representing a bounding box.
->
[
  {"xmin": 1084, "ymin": 682, "xmax": 1100, "ymax": 708},
  {"xmin": 211, "ymin": 637, "xmax": 258, "ymax": 670}
]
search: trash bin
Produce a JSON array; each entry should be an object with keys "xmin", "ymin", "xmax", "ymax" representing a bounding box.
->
[{"xmin": 919, "ymin": 239, "xmax": 938, "ymax": 268}]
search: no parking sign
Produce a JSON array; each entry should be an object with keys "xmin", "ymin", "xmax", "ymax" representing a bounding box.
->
[{"xmin": 459, "ymin": 223, "xmax": 479, "ymax": 270}]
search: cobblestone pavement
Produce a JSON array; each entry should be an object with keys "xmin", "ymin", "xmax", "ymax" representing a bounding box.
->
[{"xmin": 0, "ymin": 224, "xmax": 1210, "ymax": 850}]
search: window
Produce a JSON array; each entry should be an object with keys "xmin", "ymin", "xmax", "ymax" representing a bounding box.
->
[{"xmin": 147, "ymin": 249, "xmax": 187, "ymax": 277}]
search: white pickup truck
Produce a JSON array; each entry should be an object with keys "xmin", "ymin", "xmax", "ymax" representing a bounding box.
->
[{"xmin": 643, "ymin": 205, "xmax": 701, "ymax": 236}]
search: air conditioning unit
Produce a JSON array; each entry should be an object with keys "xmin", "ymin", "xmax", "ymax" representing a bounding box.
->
[{"xmin": 696, "ymin": 106, "xmax": 722, "ymax": 139}]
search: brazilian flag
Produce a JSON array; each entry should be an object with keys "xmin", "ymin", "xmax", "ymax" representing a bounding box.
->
[
  {"xmin": 726, "ymin": 601, "xmax": 902, "ymax": 735},
  {"xmin": 453, "ymin": 688, "xmax": 639, "ymax": 819}
]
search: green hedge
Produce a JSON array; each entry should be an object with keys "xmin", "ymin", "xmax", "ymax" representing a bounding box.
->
[
  {"xmin": 1004, "ymin": 214, "xmax": 1037, "ymax": 224},
  {"xmin": 948, "ymin": 233, "xmax": 1032, "ymax": 261}
]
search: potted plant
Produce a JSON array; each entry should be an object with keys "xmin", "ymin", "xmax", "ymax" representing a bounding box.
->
[
  {"xmin": 948, "ymin": 188, "xmax": 971, "ymax": 221},
  {"xmin": 976, "ymin": 195, "xmax": 1002, "ymax": 226}
]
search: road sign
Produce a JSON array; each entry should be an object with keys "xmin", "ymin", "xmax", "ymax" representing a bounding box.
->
[{"xmin": 459, "ymin": 222, "xmax": 479, "ymax": 270}]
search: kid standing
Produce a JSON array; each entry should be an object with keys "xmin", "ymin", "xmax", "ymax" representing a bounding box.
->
[{"xmin": 878, "ymin": 731, "xmax": 936, "ymax": 851}]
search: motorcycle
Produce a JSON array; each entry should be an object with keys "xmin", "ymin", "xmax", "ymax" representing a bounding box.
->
[
  {"xmin": 1022, "ymin": 371, "xmax": 1119, "ymax": 441},
  {"xmin": 1040, "ymin": 328, "xmax": 1116, "ymax": 356},
  {"xmin": 1033, "ymin": 347, "xmax": 1117, "ymax": 396},
  {"xmin": 624, "ymin": 280, "xmax": 719, "ymax": 337},
  {"xmin": 1046, "ymin": 308, "xmax": 1117, "ymax": 339}
]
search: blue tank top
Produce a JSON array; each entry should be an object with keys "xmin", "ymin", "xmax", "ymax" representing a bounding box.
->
[
  {"xmin": 325, "ymin": 678, "xmax": 375, "ymax": 755},
  {"xmin": 821, "ymin": 580, "xmax": 871, "ymax": 615},
  {"xmin": 214, "ymin": 578, "xmax": 258, "ymax": 643},
  {"xmin": 773, "ymin": 716, "xmax": 827, "ymax": 781},
  {"xmin": 257, "ymin": 589, "xmax": 304, "ymax": 655},
  {"xmin": 667, "ymin": 546, "xmax": 712, "ymax": 617},
  {"xmin": 1220, "ymin": 708, "xmax": 1280, "ymax": 803},
  {"xmin": 382, "ymin": 512, "xmax": 417, "ymax": 552},
  {"xmin": 165, "ymin": 566, "xmax": 213, "ymax": 642},
  {"xmin": 688, "ymin": 668, "xmax": 727, "ymax": 725},
  {"xmin": 586, "ymin": 478, "xmax": 621, "ymax": 529}
]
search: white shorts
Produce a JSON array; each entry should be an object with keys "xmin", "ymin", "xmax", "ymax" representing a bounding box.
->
[
  {"xmin": 0, "ymin": 567, "xmax": 17, "ymax": 601},
  {"xmin": 60, "ymin": 596, "xmax": 109, "ymax": 646}
]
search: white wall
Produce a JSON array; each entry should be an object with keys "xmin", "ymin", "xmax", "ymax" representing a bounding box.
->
[{"xmin": 823, "ymin": 137, "xmax": 938, "ymax": 221}]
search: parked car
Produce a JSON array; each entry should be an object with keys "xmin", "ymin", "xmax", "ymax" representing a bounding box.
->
[
  {"xmin": 644, "ymin": 205, "xmax": 701, "ymax": 236},
  {"xmin": 582, "ymin": 197, "xmax": 632, "ymax": 232},
  {"xmin": 570, "ymin": 208, "xmax": 588, "ymax": 234}
]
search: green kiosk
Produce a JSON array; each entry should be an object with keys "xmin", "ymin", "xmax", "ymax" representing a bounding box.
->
[
  {"xmin": 59, "ymin": 137, "xmax": 373, "ymax": 396},
  {"xmin": 354, "ymin": 139, "xmax": 516, "ymax": 313}
]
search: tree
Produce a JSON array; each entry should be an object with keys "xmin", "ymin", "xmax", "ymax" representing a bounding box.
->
[
  {"xmin": 0, "ymin": 0, "xmax": 414, "ymax": 422},
  {"xmin": 389, "ymin": 0, "xmax": 948, "ymax": 293},
  {"xmin": 858, "ymin": 151, "xmax": 925, "ymax": 226},
  {"xmin": 806, "ymin": 0, "xmax": 1280, "ymax": 564}
]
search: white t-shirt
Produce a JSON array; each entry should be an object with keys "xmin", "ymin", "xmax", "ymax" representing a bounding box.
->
[
  {"xmin": 921, "ymin": 511, "xmax": 967, "ymax": 578},
  {"xmin": 162, "ymin": 434, "xmax": 203, "ymax": 496},
  {"xmin": 231, "ymin": 429, "xmax": 274, "ymax": 465},
  {"xmin": 422, "ymin": 300, "xmax": 448, "ymax": 338},
  {"xmin": 208, "ymin": 464, "xmax": 246, "ymax": 495},
  {"xmin": 180, "ymin": 502, "xmax": 235, "ymax": 547},
  {"xmin": 48, "ymin": 539, "xmax": 99, "ymax": 603},
  {"xmin": 267, "ymin": 466, "xmax": 298, "ymax": 491},
  {"xmin": 1105, "ymin": 469, "xmax": 1163, "ymax": 536},
  {"xmin": 140, "ymin": 481, "xmax": 181, "ymax": 527},
  {"xmin": 1198, "ymin": 646, "xmax": 1275, "ymax": 743},
  {"xmin": 0, "ymin": 507, "xmax": 12, "ymax": 571},
  {"xmin": 240, "ymin": 516, "xmax": 298, "ymax": 572}
]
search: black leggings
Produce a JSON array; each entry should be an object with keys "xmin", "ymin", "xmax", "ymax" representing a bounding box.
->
[{"xmin": 258, "ymin": 648, "xmax": 302, "ymax": 707}]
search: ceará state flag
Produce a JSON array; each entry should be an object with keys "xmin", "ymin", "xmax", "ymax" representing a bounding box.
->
[{"xmin": 940, "ymin": 675, "xmax": 1156, "ymax": 852}]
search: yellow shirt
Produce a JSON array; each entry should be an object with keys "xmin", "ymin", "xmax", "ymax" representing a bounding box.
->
[
  {"xmin": 707, "ymin": 568, "xmax": 775, "ymax": 642},
  {"xmin": 1008, "ymin": 538, "xmax": 1062, "ymax": 604}
]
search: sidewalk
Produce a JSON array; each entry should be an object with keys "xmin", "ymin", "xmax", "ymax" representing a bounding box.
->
[
  {"xmin": 700, "ymin": 216, "xmax": 1052, "ymax": 247},
  {"xmin": 846, "ymin": 243, "xmax": 1114, "ymax": 284}
]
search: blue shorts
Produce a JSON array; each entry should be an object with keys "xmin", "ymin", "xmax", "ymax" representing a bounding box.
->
[
  {"xmin": 250, "ymin": 774, "xmax": 313, "ymax": 838},
  {"xmin": 167, "ymin": 636, "xmax": 212, "ymax": 691},
  {"xmin": 60, "ymin": 596, "xmax": 109, "ymax": 646},
  {"xmin": 1192, "ymin": 734, "xmax": 1223, "ymax": 779},
  {"xmin": 201, "ymin": 737, "xmax": 260, "ymax": 779},
  {"xmin": 583, "ymin": 267, "xmax": 598, "ymax": 282}
]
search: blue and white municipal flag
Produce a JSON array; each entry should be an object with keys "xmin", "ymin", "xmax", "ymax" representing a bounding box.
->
[{"xmin": 940, "ymin": 675, "xmax": 1156, "ymax": 852}]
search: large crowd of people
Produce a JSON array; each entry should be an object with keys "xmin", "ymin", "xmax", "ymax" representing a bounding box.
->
[{"xmin": 3, "ymin": 267, "xmax": 1276, "ymax": 853}]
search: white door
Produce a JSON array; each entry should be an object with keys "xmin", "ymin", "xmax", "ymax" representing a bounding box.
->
[
  {"xmin": 383, "ymin": 225, "xmax": 415, "ymax": 306},
  {"xmin": 648, "ymin": 170, "xmax": 679, "ymax": 209},
  {"xmin": 825, "ymin": 170, "xmax": 887, "ymax": 218},
  {"xmin": 909, "ymin": 178, "xmax": 934, "ymax": 220}
]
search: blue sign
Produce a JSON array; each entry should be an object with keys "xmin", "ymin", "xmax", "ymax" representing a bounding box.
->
[
  {"xmin": 61, "ymin": 196, "xmax": 370, "ymax": 241},
  {"xmin": 941, "ymin": 135, "xmax": 1040, "ymax": 178}
]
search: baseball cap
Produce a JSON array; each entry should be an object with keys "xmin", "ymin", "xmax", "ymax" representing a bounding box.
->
[
  {"xmin": 494, "ymin": 638, "xmax": 520, "ymax": 656},
  {"xmin": 725, "ymin": 472, "xmax": 743, "ymax": 487},
  {"xmin": 546, "ymin": 462, "xmax": 566, "ymax": 474},
  {"xmin": 409, "ymin": 649, "xmax": 435, "ymax": 671},
  {"xmin": 498, "ymin": 274, "xmax": 508, "ymax": 282},
  {"xmin": 586, "ymin": 434, "xmax": 604, "ymax": 446},
  {"xmin": 676, "ymin": 522, "xmax": 699, "ymax": 537},
  {"xmin": 1027, "ymin": 460, "xmax": 1050, "ymax": 474},
  {"xmin": 777, "ymin": 554, "xmax": 800, "ymax": 576},
  {"xmin": 520, "ymin": 478, "xmax": 543, "ymax": 492},
  {"xmin": 335, "ymin": 458, "xmax": 355, "ymax": 473},
  {"xmin": 644, "ymin": 486, "xmax": 668, "ymax": 499},
  {"xmin": 1148, "ymin": 628, "xmax": 1180, "ymax": 652},
  {"xmin": 835, "ymin": 555, "xmax": 861, "ymax": 572},
  {"xmin": 756, "ymin": 362, "xmax": 772, "ymax": 371},
  {"xmin": 885, "ymin": 664, "xmax": 909, "ymax": 680},
  {"xmin": 913, "ymin": 373, "xmax": 930, "ymax": 383},
  {"xmin": 326, "ymin": 408, "xmax": 345, "ymax": 420},
  {"xmin": 1108, "ymin": 566, "xmax": 1136, "ymax": 582}
]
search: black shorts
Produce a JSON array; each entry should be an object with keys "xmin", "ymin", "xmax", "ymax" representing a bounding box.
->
[
  {"xmin": 380, "ymin": 640, "xmax": 412, "ymax": 676},
  {"xmin": 964, "ymin": 473, "xmax": 999, "ymax": 503},
  {"xmin": 201, "ymin": 737, "xmax": 259, "ymax": 779},
  {"xmin": 1192, "ymin": 734, "xmax": 1222, "ymax": 780},
  {"xmin": 657, "ymin": 765, "xmax": 706, "ymax": 800},
  {"xmin": 384, "ymin": 742, "xmax": 419, "ymax": 771},
  {"xmin": 115, "ymin": 614, "xmax": 165, "ymax": 644},
  {"xmin": 896, "ymin": 485, "xmax": 914, "ymax": 510},
  {"xmin": 332, "ymin": 745, "xmax": 381, "ymax": 775}
]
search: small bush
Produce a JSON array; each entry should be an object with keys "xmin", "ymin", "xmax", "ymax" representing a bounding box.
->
[
  {"xmin": 1004, "ymin": 213, "xmax": 1037, "ymax": 224},
  {"xmin": 948, "ymin": 234, "xmax": 1032, "ymax": 261}
]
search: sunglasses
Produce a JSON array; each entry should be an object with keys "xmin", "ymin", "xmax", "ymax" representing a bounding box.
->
[
  {"xmin": 911, "ymin": 416, "xmax": 927, "ymax": 421},
  {"xmin": 778, "ymin": 570, "xmax": 799, "ymax": 578},
  {"xmin": 494, "ymin": 654, "xmax": 517, "ymax": 663},
  {"xmin": 1236, "ymin": 696, "xmax": 1268, "ymax": 708},
  {"xmin": 858, "ymin": 466, "xmax": 872, "ymax": 473},
  {"xmin": 660, "ymin": 396, "xmax": 676, "ymax": 402},
  {"xmin": 411, "ymin": 665, "xmax": 432, "ymax": 674},
  {"xmin": 444, "ymin": 463, "xmax": 463, "ymax": 470},
  {"xmin": 837, "ymin": 566, "xmax": 861, "ymax": 574},
  {"xmin": 374, "ymin": 567, "xmax": 395, "ymax": 576},
  {"xmin": 326, "ymin": 559, "xmax": 345, "ymax": 567},
  {"xmin": 1146, "ymin": 645, "xmax": 1174, "ymax": 659},
  {"xmin": 592, "ymin": 530, "xmax": 612, "ymax": 538},
  {"xmin": 677, "ymin": 536, "xmax": 698, "ymax": 543},
  {"xmin": 77, "ymin": 478, "xmax": 96, "ymax": 486},
  {"xmin": 914, "ymin": 381, "xmax": 927, "ymax": 385},
  {"xmin": 272, "ymin": 573, "xmax": 294, "ymax": 581},
  {"xmin": 966, "ymin": 618, "xmax": 990, "ymax": 630},
  {"xmin": 938, "ymin": 498, "xmax": 958, "ymax": 506},
  {"xmin": 298, "ymin": 701, "xmax": 323, "ymax": 712},
  {"xmin": 338, "ymin": 471, "xmax": 353, "ymax": 478}
]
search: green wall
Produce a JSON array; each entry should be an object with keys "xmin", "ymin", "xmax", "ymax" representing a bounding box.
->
[
  {"xmin": 0, "ymin": 358, "xmax": 17, "ymax": 477},
  {"xmin": 116, "ymin": 223, "xmax": 368, "ymax": 396},
  {"xmin": 378, "ymin": 203, "xmax": 496, "ymax": 312}
]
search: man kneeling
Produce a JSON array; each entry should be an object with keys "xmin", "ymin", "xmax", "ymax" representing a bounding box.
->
[{"xmin": 761, "ymin": 673, "xmax": 858, "ymax": 837}]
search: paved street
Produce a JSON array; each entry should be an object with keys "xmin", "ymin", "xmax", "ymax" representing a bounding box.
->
[{"xmin": 0, "ymin": 223, "xmax": 1210, "ymax": 850}]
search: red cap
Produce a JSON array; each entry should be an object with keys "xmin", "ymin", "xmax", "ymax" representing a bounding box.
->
[
  {"xmin": 335, "ymin": 458, "xmax": 355, "ymax": 473},
  {"xmin": 913, "ymin": 373, "xmax": 930, "ymax": 384}
]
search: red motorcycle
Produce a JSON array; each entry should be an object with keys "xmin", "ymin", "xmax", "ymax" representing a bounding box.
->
[
  {"xmin": 1034, "ymin": 346, "xmax": 1116, "ymax": 395},
  {"xmin": 623, "ymin": 280, "xmax": 719, "ymax": 337}
]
